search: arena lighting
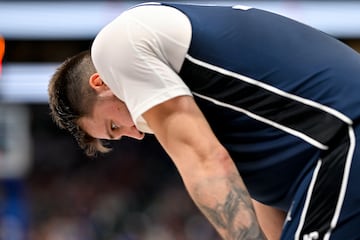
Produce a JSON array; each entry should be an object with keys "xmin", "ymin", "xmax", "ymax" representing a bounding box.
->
[
  {"xmin": 0, "ymin": 1, "xmax": 360, "ymax": 39},
  {"xmin": 0, "ymin": 63, "xmax": 58, "ymax": 103}
]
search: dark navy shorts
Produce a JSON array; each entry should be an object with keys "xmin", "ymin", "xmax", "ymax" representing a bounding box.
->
[{"xmin": 281, "ymin": 125, "xmax": 360, "ymax": 240}]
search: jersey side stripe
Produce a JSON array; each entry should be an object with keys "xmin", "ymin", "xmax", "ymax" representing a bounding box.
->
[
  {"xmin": 192, "ymin": 92, "xmax": 328, "ymax": 150},
  {"xmin": 180, "ymin": 55, "xmax": 352, "ymax": 148},
  {"xmin": 324, "ymin": 126, "xmax": 355, "ymax": 240},
  {"xmin": 294, "ymin": 159, "xmax": 323, "ymax": 240},
  {"xmin": 185, "ymin": 54, "xmax": 352, "ymax": 125}
]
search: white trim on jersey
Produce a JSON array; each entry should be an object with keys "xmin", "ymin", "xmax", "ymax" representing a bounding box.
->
[
  {"xmin": 186, "ymin": 54, "xmax": 354, "ymax": 150},
  {"xmin": 193, "ymin": 92, "xmax": 329, "ymax": 150},
  {"xmin": 324, "ymin": 126, "xmax": 356, "ymax": 240},
  {"xmin": 294, "ymin": 159, "xmax": 322, "ymax": 240},
  {"xmin": 186, "ymin": 54, "xmax": 353, "ymax": 126}
]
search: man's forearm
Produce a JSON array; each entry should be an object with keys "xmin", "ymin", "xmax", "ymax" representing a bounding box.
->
[
  {"xmin": 188, "ymin": 172, "xmax": 267, "ymax": 240},
  {"xmin": 142, "ymin": 96, "xmax": 267, "ymax": 239}
]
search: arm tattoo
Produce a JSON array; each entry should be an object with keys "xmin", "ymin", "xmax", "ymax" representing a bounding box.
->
[{"xmin": 198, "ymin": 180, "xmax": 267, "ymax": 240}]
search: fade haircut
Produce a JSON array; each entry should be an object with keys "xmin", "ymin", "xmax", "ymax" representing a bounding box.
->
[{"xmin": 48, "ymin": 50, "xmax": 110, "ymax": 156}]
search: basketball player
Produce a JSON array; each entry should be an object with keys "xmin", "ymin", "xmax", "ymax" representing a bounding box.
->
[{"xmin": 48, "ymin": 3, "xmax": 360, "ymax": 239}]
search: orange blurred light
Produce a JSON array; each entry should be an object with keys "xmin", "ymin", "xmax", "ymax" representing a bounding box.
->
[{"xmin": 0, "ymin": 36, "xmax": 4, "ymax": 76}]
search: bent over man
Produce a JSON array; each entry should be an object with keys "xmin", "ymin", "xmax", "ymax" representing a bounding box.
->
[{"xmin": 48, "ymin": 3, "xmax": 360, "ymax": 239}]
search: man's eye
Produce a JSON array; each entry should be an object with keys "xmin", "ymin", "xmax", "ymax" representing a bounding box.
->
[{"xmin": 111, "ymin": 122, "xmax": 119, "ymax": 130}]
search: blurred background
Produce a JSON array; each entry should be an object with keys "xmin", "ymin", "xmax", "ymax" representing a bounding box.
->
[{"xmin": 0, "ymin": 1, "xmax": 359, "ymax": 239}]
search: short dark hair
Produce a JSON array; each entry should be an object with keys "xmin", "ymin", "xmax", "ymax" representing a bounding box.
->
[{"xmin": 48, "ymin": 50, "xmax": 110, "ymax": 156}]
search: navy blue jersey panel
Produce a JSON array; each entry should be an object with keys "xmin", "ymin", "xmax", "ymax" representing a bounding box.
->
[{"xmin": 164, "ymin": 3, "xmax": 360, "ymax": 120}]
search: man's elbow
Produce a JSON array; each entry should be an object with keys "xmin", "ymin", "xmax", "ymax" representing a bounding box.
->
[{"xmin": 199, "ymin": 144, "xmax": 235, "ymax": 175}]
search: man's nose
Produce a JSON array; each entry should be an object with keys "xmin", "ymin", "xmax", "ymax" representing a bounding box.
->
[{"xmin": 117, "ymin": 126, "xmax": 144, "ymax": 140}]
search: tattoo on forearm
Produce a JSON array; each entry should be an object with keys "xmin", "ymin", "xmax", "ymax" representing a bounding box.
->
[{"xmin": 197, "ymin": 179, "xmax": 266, "ymax": 240}]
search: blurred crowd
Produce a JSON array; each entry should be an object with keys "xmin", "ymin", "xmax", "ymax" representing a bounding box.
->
[
  {"xmin": 27, "ymin": 176, "xmax": 219, "ymax": 240},
  {"xmin": 0, "ymin": 105, "xmax": 221, "ymax": 240}
]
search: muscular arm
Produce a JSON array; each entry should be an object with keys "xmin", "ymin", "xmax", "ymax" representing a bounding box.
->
[{"xmin": 143, "ymin": 95, "xmax": 266, "ymax": 239}]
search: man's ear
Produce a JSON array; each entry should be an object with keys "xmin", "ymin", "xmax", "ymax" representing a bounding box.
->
[{"xmin": 89, "ymin": 73, "xmax": 108, "ymax": 93}]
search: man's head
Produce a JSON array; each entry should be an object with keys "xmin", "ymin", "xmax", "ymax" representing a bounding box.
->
[
  {"xmin": 48, "ymin": 50, "xmax": 144, "ymax": 156},
  {"xmin": 48, "ymin": 50, "xmax": 109, "ymax": 156}
]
